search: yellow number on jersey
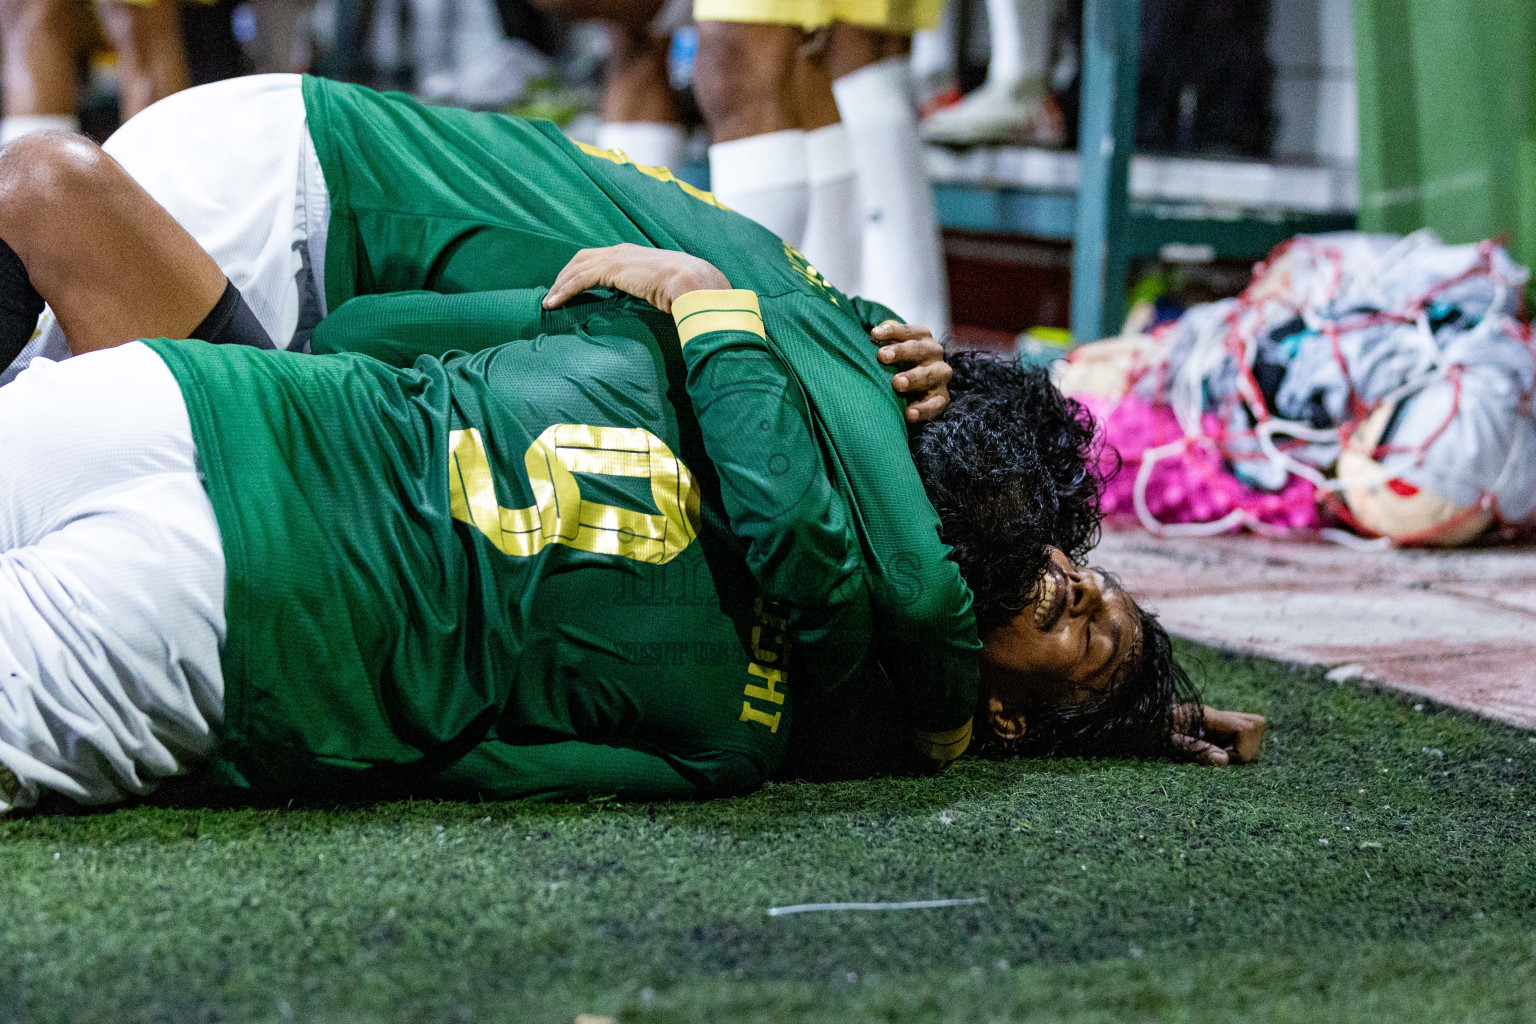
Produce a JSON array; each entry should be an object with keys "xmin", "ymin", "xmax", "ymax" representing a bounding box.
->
[{"xmin": 448, "ymin": 423, "xmax": 701, "ymax": 565}]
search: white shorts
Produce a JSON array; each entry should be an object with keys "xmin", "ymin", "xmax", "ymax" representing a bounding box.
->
[
  {"xmin": 0, "ymin": 343, "xmax": 226, "ymax": 812},
  {"xmin": 2, "ymin": 74, "xmax": 331, "ymax": 384}
]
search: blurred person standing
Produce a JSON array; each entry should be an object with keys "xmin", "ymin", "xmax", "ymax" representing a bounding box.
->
[
  {"xmin": 691, "ymin": 1, "xmax": 949, "ymax": 335},
  {"xmin": 526, "ymin": 0, "xmax": 689, "ymax": 169},
  {"xmin": 1, "ymin": 0, "xmax": 194, "ymax": 144}
]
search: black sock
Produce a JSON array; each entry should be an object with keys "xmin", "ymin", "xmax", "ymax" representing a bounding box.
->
[
  {"xmin": 190, "ymin": 279, "xmax": 275, "ymax": 350},
  {"xmin": 0, "ymin": 237, "xmax": 44, "ymax": 374}
]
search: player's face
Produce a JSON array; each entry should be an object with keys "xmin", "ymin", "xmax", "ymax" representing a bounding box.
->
[{"xmin": 978, "ymin": 548, "xmax": 1142, "ymax": 736}]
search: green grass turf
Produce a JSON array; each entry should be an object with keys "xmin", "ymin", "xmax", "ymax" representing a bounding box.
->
[{"xmin": 3, "ymin": 644, "xmax": 1535, "ymax": 1024}]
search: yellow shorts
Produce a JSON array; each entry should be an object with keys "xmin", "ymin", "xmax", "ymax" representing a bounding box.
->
[{"xmin": 693, "ymin": 0, "xmax": 942, "ymax": 34}]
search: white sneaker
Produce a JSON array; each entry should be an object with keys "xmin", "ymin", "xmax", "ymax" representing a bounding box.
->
[{"xmin": 922, "ymin": 81, "xmax": 1065, "ymax": 147}]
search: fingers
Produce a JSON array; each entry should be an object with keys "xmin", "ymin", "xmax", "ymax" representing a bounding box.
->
[
  {"xmin": 871, "ymin": 321, "xmax": 934, "ymax": 343},
  {"xmin": 1199, "ymin": 706, "xmax": 1267, "ymax": 763},
  {"xmin": 543, "ymin": 250, "xmax": 602, "ymax": 309},
  {"xmin": 877, "ymin": 338, "xmax": 945, "ymax": 367},
  {"xmin": 1173, "ymin": 733, "xmax": 1231, "ymax": 767},
  {"xmin": 892, "ymin": 360, "xmax": 952, "ymax": 394},
  {"xmin": 904, "ymin": 391, "xmax": 949, "ymax": 423}
]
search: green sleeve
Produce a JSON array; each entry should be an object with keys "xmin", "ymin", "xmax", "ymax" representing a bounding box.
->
[
  {"xmin": 310, "ymin": 288, "xmax": 628, "ymax": 366},
  {"xmin": 754, "ymin": 294, "xmax": 981, "ymax": 763},
  {"xmin": 670, "ymin": 290, "xmax": 866, "ymax": 648},
  {"xmin": 429, "ymin": 739, "xmax": 764, "ymax": 801},
  {"xmin": 850, "ymin": 296, "xmax": 905, "ymax": 332}
]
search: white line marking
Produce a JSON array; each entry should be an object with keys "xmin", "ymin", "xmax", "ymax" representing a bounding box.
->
[{"xmin": 767, "ymin": 897, "xmax": 987, "ymax": 917}]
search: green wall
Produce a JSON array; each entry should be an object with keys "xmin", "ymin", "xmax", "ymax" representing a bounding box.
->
[{"xmin": 1354, "ymin": 0, "xmax": 1536, "ymax": 269}]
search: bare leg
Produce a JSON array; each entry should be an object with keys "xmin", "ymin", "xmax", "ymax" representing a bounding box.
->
[
  {"xmin": 694, "ymin": 20, "xmax": 802, "ymax": 141},
  {"xmin": 0, "ymin": 0, "xmax": 77, "ymax": 118},
  {"xmin": 603, "ymin": 22, "xmax": 678, "ymax": 125},
  {"xmin": 0, "ymin": 133, "xmax": 226, "ymax": 354},
  {"xmin": 95, "ymin": 0, "xmax": 191, "ymax": 119},
  {"xmin": 694, "ymin": 21, "xmax": 812, "ymax": 242},
  {"xmin": 794, "ymin": 39, "xmax": 839, "ymax": 132},
  {"xmin": 825, "ymin": 22, "xmax": 908, "ymax": 80},
  {"xmin": 526, "ymin": 0, "xmax": 684, "ymax": 164}
]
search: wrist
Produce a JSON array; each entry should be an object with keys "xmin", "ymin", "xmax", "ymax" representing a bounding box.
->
[
  {"xmin": 674, "ymin": 268, "xmax": 730, "ymax": 299},
  {"xmin": 671, "ymin": 289, "xmax": 765, "ymax": 347}
]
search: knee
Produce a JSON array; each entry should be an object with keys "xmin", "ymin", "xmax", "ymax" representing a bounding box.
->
[
  {"xmin": 0, "ymin": 132, "xmax": 112, "ymax": 232},
  {"xmin": 694, "ymin": 21, "xmax": 799, "ymax": 129}
]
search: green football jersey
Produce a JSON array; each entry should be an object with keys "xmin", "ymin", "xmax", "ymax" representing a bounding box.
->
[
  {"xmin": 302, "ymin": 76, "xmax": 981, "ymax": 756},
  {"xmin": 145, "ymin": 288, "xmax": 850, "ymax": 800}
]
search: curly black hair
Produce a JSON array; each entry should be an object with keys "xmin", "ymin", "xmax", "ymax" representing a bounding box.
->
[
  {"xmin": 909, "ymin": 351, "xmax": 1202, "ymax": 760},
  {"xmin": 909, "ymin": 350, "xmax": 1109, "ymax": 635}
]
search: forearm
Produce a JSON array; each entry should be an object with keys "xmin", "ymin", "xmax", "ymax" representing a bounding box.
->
[
  {"xmin": 673, "ymin": 289, "xmax": 865, "ymax": 621},
  {"xmin": 312, "ymin": 287, "xmax": 627, "ymax": 365}
]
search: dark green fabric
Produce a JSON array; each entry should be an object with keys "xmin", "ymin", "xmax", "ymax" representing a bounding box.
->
[
  {"xmin": 146, "ymin": 293, "xmax": 800, "ymax": 800},
  {"xmin": 301, "ymin": 75, "xmax": 980, "ymax": 737}
]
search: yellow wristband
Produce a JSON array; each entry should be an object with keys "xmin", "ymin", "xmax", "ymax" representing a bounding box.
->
[
  {"xmin": 672, "ymin": 289, "xmax": 765, "ymax": 347},
  {"xmin": 914, "ymin": 720, "xmax": 973, "ymax": 765}
]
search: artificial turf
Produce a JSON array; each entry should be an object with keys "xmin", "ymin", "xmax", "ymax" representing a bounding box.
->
[{"xmin": 2, "ymin": 643, "xmax": 1534, "ymax": 1024}]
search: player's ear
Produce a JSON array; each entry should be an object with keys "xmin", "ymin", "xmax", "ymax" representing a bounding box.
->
[{"xmin": 985, "ymin": 695, "xmax": 1027, "ymax": 741}]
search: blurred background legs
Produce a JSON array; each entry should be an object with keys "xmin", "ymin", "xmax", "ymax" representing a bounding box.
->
[
  {"xmin": 95, "ymin": 0, "xmax": 189, "ymax": 118},
  {"xmin": 693, "ymin": 20, "xmax": 807, "ymax": 245},
  {"xmin": 795, "ymin": 38, "xmax": 859, "ymax": 293},
  {"xmin": 0, "ymin": 0, "xmax": 79, "ymax": 142},
  {"xmin": 597, "ymin": 15, "xmax": 683, "ymax": 167},
  {"xmin": 523, "ymin": 0, "xmax": 684, "ymax": 167}
]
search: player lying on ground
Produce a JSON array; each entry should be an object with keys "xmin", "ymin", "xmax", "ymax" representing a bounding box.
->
[
  {"xmin": 0, "ymin": 72, "xmax": 978, "ymax": 710},
  {"xmin": 0, "ymin": 239, "xmax": 1262, "ymax": 813},
  {"xmin": 0, "ymin": 74, "xmax": 995, "ymax": 770},
  {"xmin": 0, "ymin": 78, "xmax": 1261, "ymax": 789}
]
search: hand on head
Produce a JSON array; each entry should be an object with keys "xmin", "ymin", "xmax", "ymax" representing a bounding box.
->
[
  {"xmin": 872, "ymin": 321, "xmax": 950, "ymax": 422},
  {"xmin": 542, "ymin": 246, "xmax": 955, "ymax": 422}
]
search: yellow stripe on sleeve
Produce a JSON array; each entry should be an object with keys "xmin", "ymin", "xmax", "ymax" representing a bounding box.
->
[{"xmin": 672, "ymin": 289, "xmax": 765, "ymax": 347}]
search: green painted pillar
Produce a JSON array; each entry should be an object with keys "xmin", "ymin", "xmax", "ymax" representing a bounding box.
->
[
  {"xmin": 1354, "ymin": 0, "xmax": 1536, "ymax": 269},
  {"xmin": 1071, "ymin": 0, "xmax": 1142, "ymax": 345}
]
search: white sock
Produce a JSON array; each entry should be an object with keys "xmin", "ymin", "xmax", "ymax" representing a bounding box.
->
[
  {"xmin": 0, "ymin": 114, "xmax": 79, "ymax": 146},
  {"xmin": 707, "ymin": 129, "xmax": 809, "ymax": 247},
  {"xmin": 834, "ymin": 57, "xmax": 950, "ymax": 336},
  {"xmin": 597, "ymin": 121, "xmax": 687, "ymax": 169},
  {"xmin": 986, "ymin": 0, "xmax": 1053, "ymax": 94},
  {"xmin": 910, "ymin": 0, "xmax": 958, "ymax": 99},
  {"xmin": 801, "ymin": 123, "xmax": 862, "ymax": 294},
  {"xmin": 910, "ymin": 28, "xmax": 951, "ymax": 89}
]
